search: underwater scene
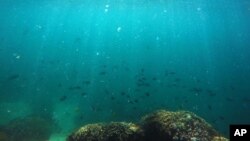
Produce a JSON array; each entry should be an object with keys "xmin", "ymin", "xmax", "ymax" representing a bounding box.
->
[{"xmin": 0, "ymin": 0, "xmax": 250, "ymax": 141}]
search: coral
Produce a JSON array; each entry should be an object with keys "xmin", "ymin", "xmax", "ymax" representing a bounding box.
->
[
  {"xmin": 68, "ymin": 123, "xmax": 105, "ymax": 141},
  {"xmin": 142, "ymin": 110, "xmax": 218, "ymax": 141},
  {"xmin": 3, "ymin": 116, "xmax": 53, "ymax": 141},
  {"xmin": 68, "ymin": 109, "xmax": 228, "ymax": 141},
  {"xmin": 67, "ymin": 122, "xmax": 144, "ymax": 141},
  {"xmin": 103, "ymin": 122, "xmax": 144, "ymax": 141}
]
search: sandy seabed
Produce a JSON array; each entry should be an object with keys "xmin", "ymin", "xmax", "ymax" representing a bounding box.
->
[{"xmin": 49, "ymin": 133, "xmax": 67, "ymax": 141}]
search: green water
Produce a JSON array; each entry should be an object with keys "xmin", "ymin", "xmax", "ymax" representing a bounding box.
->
[{"xmin": 0, "ymin": 0, "xmax": 250, "ymax": 139}]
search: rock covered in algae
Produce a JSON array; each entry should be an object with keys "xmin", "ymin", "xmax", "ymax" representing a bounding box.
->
[
  {"xmin": 0, "ymin": 131, "xmax": 8, "ymax": 141},
  {"xmin": 212, "ymin": 136, "xmax": 229, "ymax": 141},
  {"xmin": 67, "ymin": 122, "xmax": 144, "ymax": 141},
  {"xmin": 68, "ymin": 110, "xmax": 228, "ymax": 141},
  {"xmin": 67, "ymin": 123, "xmax": 104, "ymax": 141},
  {"xmin": 2, "ymin": 116, "xmax": 53, "ymax": 141},
  {"xmin": 142, "ymin": 110, "xmax": 226, "ymax": 141}
]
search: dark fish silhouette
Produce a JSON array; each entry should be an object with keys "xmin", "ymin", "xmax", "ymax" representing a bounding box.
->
[
  {"xmin": 206, "ymin": 90, "xmax": 216, "ymax": 96},
  {"xmin": 99, "ymin": 71, "xmax": 107, "ymax": 75},
  {"xmin": 91, "ymin": 105, "xmax": 101, "ymax": 112},
  {"xmin": 134, "ymin": 99, "xmax": 139, "ymax": 103},
  {"xmin": 165, "ymin": 71, "xmax": 176, "ymax": 76},
  {"xmin": 241, "ymin": 97, "xmax": 250, "ymax": 103},
  {"xmin": 137, "ymin": 82, "xmax": 150, "ymax": 87},
  {"xmin": 101, "ymin": 65, "xmax": 107, "ymax": 68},
  {"xmin": 7, "ymin": 74, "xmax": 20, "ymax": 80},
  {"xmin": 218, "ymin": 116, "xmax": 225, "ymax": 121},
  {"xmin": 145, "ymin": 92, "xmax": 150, "ymax": 97},
  {"xmin": 174, "ymin": 78, "xmax": 181, "ymax": 82},
  {"xmin": 189, "ymin": 87, "xmax": 203, "ymax": 94},
  {"xmin": 81, "ymin": 92, "xmax": 87, "ymax": 96},
  {"xmin": 111, "ymin": 96, "xmax": 115, "ymax": 100},
  {"xmin": 152, "ymin": 77, "xmax": 157, "ymax": 81},
  {"xmin": 120, "ymin": 92, "xmax": 126, "ymax": 96},
  {"xmin": 59, "ymin": 95, "xmax": 67, "ymax": 102},
  {"xmin": 57, "ymin": 83, "xmax": 62, "ymax": 87},
  {"xmin": 83, "ymin": 81, "xmax": 91, "ymax": 85},
  {"xmin": 69, "ymin": 86, "xmax": 81, "ymax": 90},
  {"xmin": 208, "ymin": 105, "xmax": 212, "ymax": 110},
  {"xmin": 140, "ymin": 68, "xmax": 145, "ymax": 73}
]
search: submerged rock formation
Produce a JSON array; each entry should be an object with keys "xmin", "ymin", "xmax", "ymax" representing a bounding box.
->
[
  {"xmin": 0, "ymin": 131, "xmax": 8, "ymax": 141},
  {"xmin": 142, "ymin": 110, "xmax": 224, "ymax": 141},
  {"xmin": 67, "ymin": 110, "xmax": 228, "ymax": 141},
  {"xmin": 2, "ymin": 116, "xmax": 53, "ymax": 141},
  {"xmin": 68, "ymin": 122, "xmax": 144, "ymax": 141}
]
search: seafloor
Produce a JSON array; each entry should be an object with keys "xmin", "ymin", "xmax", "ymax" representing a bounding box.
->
[{"xmin": 0, "ymin": 109, "xmax": 228, "ymax": 141}]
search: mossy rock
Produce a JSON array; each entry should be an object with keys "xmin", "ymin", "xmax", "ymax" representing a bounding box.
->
[
  {"xmin": 68, "ymin": 122, "xmax": 143, "ymax": 141},
  {"xmin": 68, "ymin": 109, "xmax": 228, "ymax": 141},
  {"xmin": 0, "ymin": 131, "xmax": 8, "ymax": 141},
  {"xmin": 3, "ymin": 116, "xmax": 52, "ymax": 141},
  {"xmin": 142, "ymin": 110, "xmax": 219, "ymax": 141},
  {"xmin": 68, "ymin": 123, "xmax": 105, "ymax": 141},
  {"xmin": 103, "ymin": 122, "xmax": 143, "ymax": 141},
  {"xmin": 212, "ymin": 136, "xmax": 229, "ymax": 141}
]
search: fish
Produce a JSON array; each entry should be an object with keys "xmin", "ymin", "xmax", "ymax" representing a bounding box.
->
[
  {"xmin": 83, "ymin": 81, "xmax": 91, "ymax": 85},
  {"xmin": 111, "ymin": 96, "xmax": 115, "ymax": 100},
  {"xmin": 99, "ymin": 71, "xmax": 107, "ymax": 75},
  {"xmin": 134, "ymin": 99, "xmax": 139, "ymax": 103},
  {"xmin": 69, "ymin": 86, "xmax": 81, "ymax": 90},
  {"xmin": 189, "ymin": 87, "xmax": 203, "ymax": 94},
  {"xmin": 120, "ymin": 92, "xmax": 126, "ymax": 96},
  {"xmin": 174, "ymin": 78, "xmax": 181, "ymax": 82},
  {"xmin": 91, "ymin": 105, "xmax": 101, "ymax": 112},
  {"xmin": 169, "ymin": 71, "xmax": 176, "ymax": 75},
  {"xmin": 7, "ymin": 74, "xmax": 20, "ymax": 80},
  {"xmin": 206, "ymin": 90, "xmax": 216, "ymax": 96},
  {"xmin": 218, "ymin": 116, "xmax": 225, "ymax": 121},
  {"xmin": 208, "ymin": 105, "xmax": 212, "ymax": 110},
  {"xmin": 59, "ymin": 95, "xmax": 67, "ymax": 102},
  {"xmin": 81, "ymin": 92, "xmax": 87, "ymax": 96},
  {"xmin": 152, "ymin": 77, "xmax": 157, "ymax": 81},
  {"xmin": 101, "ymin": 65, "xmax": 107, "ymax": 68},
  {"xmin": 145, "ymin": 92, "xmax": 150, "ymax": 97},
  {"xmin": 140, "ymin": 68, "xmax": 145, "ymax": 73},
  {"xmin": 57, "ymin": 83, "xmax": 62, "ymax": 87},
  {"xmin": 241, "ymin": 97, "xmax": 250, "ymax": 103},
  {"xmin": 165, "ymin": 71, "xmax": 176, "ymax": 76},
  {"xmin": 136, "ymin": 81, "xmax": 151, "ymax": 87}
]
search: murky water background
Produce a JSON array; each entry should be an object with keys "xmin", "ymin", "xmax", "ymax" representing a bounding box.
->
[{"xmin": 0, "ymin": 0, "xmax": 250, "ymax": 139}]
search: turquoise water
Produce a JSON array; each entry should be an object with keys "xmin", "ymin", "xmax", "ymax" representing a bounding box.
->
[{"xmin": 0, "ymin": 0, "xmax": 250, "ymax": 138}]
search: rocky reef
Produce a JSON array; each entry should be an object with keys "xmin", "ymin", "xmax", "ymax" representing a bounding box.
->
[
  {"xmin": 142, "ymin": 110, "xmax": 228, "ymax": 141},
  {"xmin": 0, "ymin": 116, "xmax": 53, "ymax": 141},
  {"xmin": 68, "ymin": 122, "xmax": 144, "ymax": 141},
  {"xmin": 68, "ymin": 110, "xmax": 228, "ymax": 141},
  {"xmin": 0, "ymin": 131, "xmax": 8, "ymax": 141}
]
